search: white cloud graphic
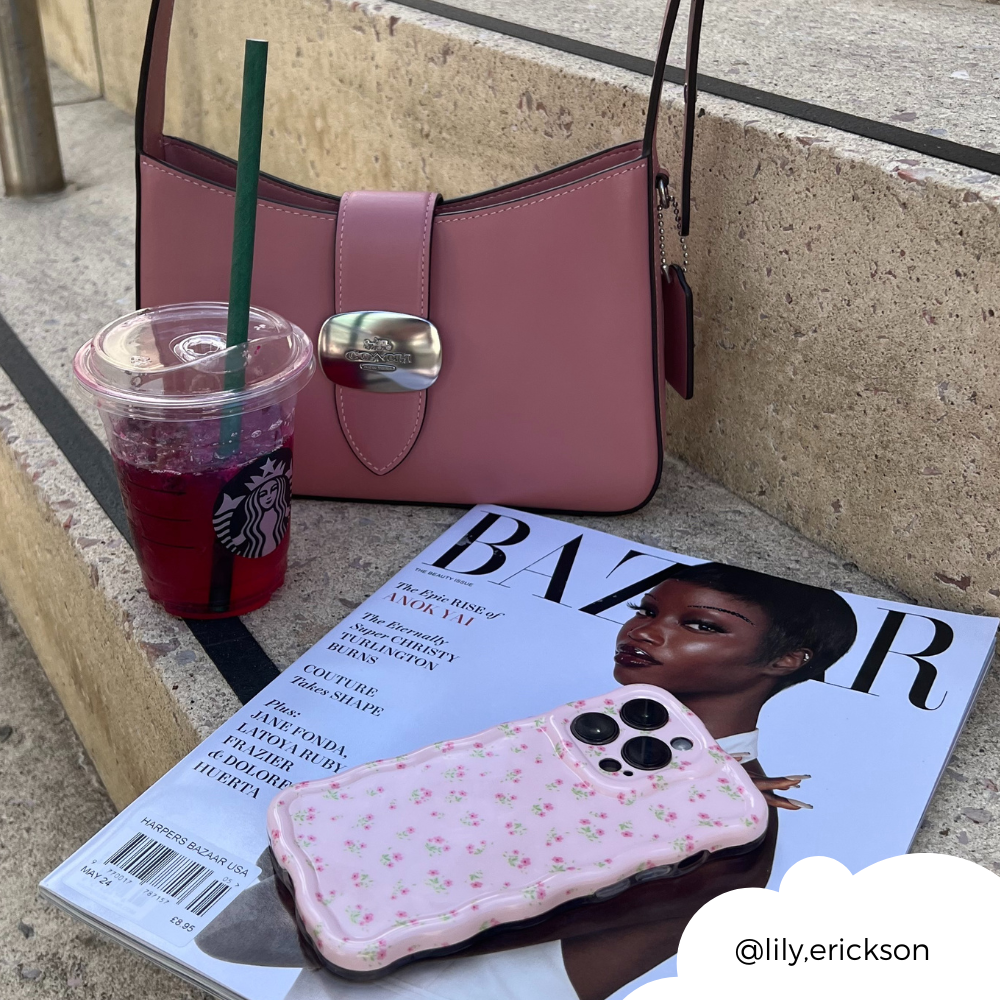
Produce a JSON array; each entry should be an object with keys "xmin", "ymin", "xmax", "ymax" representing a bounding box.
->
[{"xmin": 625, "ymin": 854, "xmax": 999, "ymax": 999}]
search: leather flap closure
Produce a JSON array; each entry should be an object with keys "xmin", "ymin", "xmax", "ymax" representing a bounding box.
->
[{"xmin": 333, "ymin": 191, "xmax": 439, "ymax": 475}]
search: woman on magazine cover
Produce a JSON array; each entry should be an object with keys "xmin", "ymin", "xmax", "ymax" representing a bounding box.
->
[
  {"xmin": 552, "ymin": 561, "xmax": 857, "ymax": 999},
  {"xmin": 195, "ymin": 562, "xmax": 857, "ymax": 1000}
]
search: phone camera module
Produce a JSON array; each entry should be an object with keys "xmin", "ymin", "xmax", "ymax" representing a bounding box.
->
[
  {"xmin": 570, "ymin": 712, "xmax": 620, "ymax": 746},
  {"xmin": 670, "ymin": 737, "xmax": 694, "ymax": 751},
  {"xmin": 622, "ymin": 736, "xmax": 671, "ymax": 770},
  {"xmin": 599, "ymin": 758, "xmax": 622, "ymax": 773},
  {"xmin": 619, "ymin": 698, "xmax": 668, "ymax": 731}
]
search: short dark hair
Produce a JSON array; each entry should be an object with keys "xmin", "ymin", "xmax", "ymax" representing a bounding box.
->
[{"xmin": 660, "ymin": 562, "xmax": 858, "ymax": 696}]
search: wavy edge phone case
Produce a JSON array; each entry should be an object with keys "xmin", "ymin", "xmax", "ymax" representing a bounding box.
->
[{"xmin": 267, "ymin": 684, "xmax": 768, "ymax": 978}]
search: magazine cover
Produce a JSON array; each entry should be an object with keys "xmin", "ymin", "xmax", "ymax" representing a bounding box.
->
[{"xmin": 41, "ymin": 505, "xmax": 998, "ymax": 1000}]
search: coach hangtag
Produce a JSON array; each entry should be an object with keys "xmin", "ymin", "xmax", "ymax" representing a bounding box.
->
[{"xmin": 663, "ymin": 264, "xmax": 694, "ymax": 400}]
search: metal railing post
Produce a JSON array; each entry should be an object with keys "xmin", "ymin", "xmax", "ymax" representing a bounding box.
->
[{"xmin": 0, "ymin": 0, "xmax": 64, "ymax": 196}]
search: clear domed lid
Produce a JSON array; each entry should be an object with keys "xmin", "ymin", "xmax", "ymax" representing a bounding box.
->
[{"xmin": 74, "ymin": 302, "xmax": 314, "ymax": 417}]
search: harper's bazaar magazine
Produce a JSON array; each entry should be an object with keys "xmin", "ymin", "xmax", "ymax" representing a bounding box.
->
[{"xmin": 41, "ymin": 506, "xmax": 998, "ymax": 1000}]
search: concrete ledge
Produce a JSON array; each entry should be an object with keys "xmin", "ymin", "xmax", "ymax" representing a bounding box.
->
[
  {"xmin": 36, "ymin": 0, "xmax": 1000, "ymax": 618},
  {"xmin": 3, "ymin": 363, "xmax": 1000, "ymax": 870},
  {"xmin": 0, "ymin": 13, "xmax": 998, "ymax": 948},
  {"xmin": 0, "ymin": 587, "xmax": 211, "ymax": 997},
  {"xmin": 0, "ymin": 378, "xmax": 239, "ymax": 809},
  {"xmin": 1, "ymin": 72, "xmax": 998, "ymax": 867}
]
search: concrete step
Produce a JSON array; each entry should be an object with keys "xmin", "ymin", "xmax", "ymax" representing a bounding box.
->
[
  {"xmin": 35, "ymin": 0, "xmax": 1000, "ymax": 619},
  {"xmin": 0, "ymin": 3, "xmax": 997, "ymax": 988},
  {"xmin": 0, "ymin": 589, "xmax": 204, "ymax": 998},
  {"xmin": 2, "ymin": 79, "xmax": 979, "ymax": 818},
  {"xmin": 0, "ymin": 67, "xmax": 997, "ymax": 961}
]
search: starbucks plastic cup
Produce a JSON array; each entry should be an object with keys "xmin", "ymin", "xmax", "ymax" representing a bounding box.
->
[{"xmin": 74, "ymin": 302, "xmax": 315, "ymax": 618}]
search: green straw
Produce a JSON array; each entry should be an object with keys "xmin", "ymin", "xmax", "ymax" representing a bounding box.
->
[{"xmin": 219, "ymin": 38, "xmax": 269, "ymax": 455}]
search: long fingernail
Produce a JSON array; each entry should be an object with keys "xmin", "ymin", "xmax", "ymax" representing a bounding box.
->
[
  {"xmin": 787, "ymin": 799, "xmax": 813, "ymax": 810},
  {"xmin": 786, "ymin": 775, "xmax": 811, "ymax": 781}
]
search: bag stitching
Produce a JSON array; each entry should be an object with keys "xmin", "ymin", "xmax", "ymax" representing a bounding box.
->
[
  {"xmin": 145, "ymin": 161, "xmax": 641, "ymax": 474},
  {"xmin": 456, "ymin": 147, "xmax": 637, "ymax": 209},
  {"xmin": 334, "ymin": 193, "xmax": 431, "ymax": 472},
  {"xmin": 339, "ymin": 193, "xmax": 435, "ymax": 314},
  {"xmin": 336, "ymin": 387, "xmax": 426, "ymax": 475},
  {"xmin": 158, "ymin": 139, "xmax": 634, "ymax": 214},
  {"xmin": 419, "ymin": 193, "xmax": 435, "ymax": 316},
  {"xmin": 141, "ymin": 160, "xmax": 338, "ymax": 222},
  {"xmin": 161, "ymin": 139, "xmax": 337, "ymax": 210},
  {"xmin": 337, "ymin": 192, "xmax": 351, "ymax": 311},
  {"xmin": 142, "ymin": 160, "xmax": 646, "ymax": 228},
  {"xmin": 435, "ymin": 163, "xmax": 646, "ymax": 226}
]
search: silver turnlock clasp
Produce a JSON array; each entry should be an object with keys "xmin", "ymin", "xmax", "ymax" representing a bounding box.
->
[{"xmin": 317, "ymin": 310, "xmax": 442, "ymax": 393}]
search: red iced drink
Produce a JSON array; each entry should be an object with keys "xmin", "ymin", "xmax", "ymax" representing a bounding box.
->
[
  {"xmin": 74, "ymin": 303, "xmax": 314, "ymax": 618},
  {"xmin": 111, "ymin": 436, "xmax": 293, "ymax": 617}
]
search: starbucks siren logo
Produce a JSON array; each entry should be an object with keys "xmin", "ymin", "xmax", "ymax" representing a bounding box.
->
[{"xmin": 213, "ymin": 447, "xmax": 292, "ymax": 558}]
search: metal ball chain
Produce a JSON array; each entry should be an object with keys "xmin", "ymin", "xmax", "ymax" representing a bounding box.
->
[{"xmin": 656, "ymin": 176, "xmax": 689, "ymax": 274}]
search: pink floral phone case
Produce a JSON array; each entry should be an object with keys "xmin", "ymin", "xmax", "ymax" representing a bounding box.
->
[{"xmin": 267, "ymin": 684, "xmax": 767, "ymax": 978}]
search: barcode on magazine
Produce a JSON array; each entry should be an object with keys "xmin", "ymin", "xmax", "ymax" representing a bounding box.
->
[
  {"xmin": 186, "ymin": 879, "xmax": 231, "ymax": 916},
  {"xmin": 105, "ymin": 833, "xmax": 231, "ymax": 916},
  {"xmin": 64, "ymin": 819, "xmax": 258, "ymax": 947}
]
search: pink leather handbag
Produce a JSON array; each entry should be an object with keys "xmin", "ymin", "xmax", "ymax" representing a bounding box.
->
[{"xmin": 136, "ymin": 0, "xmax": 701, "ymax": 513}]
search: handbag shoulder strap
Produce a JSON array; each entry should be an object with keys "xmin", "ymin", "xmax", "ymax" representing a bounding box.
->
[
  {"xmin": 643, "ymin": 0, "xmax": 707, "ymax": 237},
  {"xmin": 136, "ymin": 0, "xmax": 173, "ymax": 160},
  {"xmin": 137, "ymin": 0, "xmax": 706, "ymax": 231}
]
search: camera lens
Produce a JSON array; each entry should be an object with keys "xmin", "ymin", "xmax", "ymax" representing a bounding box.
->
[
  {"xmin": 622, "ymin": 736, "xmax": 671, "ymax": 770},
  {"xmin": 599, "ymin": 758, "xmax": 622, "ymax": 773},
  {"xmin": 619, "ymin": 698, "xmax": 668, "ymax": 731},
  {"xmin": 670, "ymin": 737, "xmax": 694, "ymax": 751},
  {"xmin": 570, "ymin": 712, "xmax": 620, "ymax": 746}
]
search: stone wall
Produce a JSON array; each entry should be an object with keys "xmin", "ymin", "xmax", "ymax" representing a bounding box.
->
[{"xmin": 36, "ymin": 0, "xmax": 1000, "ymax": 616}]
